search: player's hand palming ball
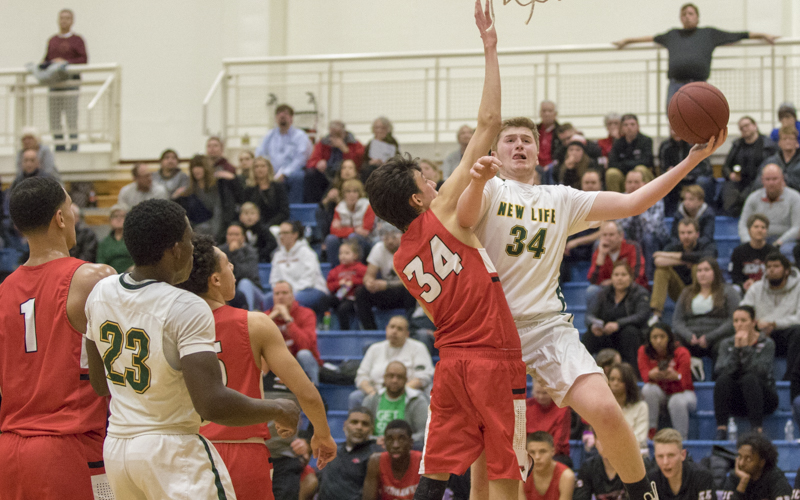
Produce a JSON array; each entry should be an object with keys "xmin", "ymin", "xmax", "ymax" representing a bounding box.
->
[{"xmin": 668, "ymin": 82, "xmax": 730, "ymax": 144}]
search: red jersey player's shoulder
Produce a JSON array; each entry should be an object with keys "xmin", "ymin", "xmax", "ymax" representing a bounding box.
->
[
  {"xmin": 67, "ymin": 263, "xmax": 116, "ymax": 332},
  {"xmin": 246, "ymin": 310, "xmax": 284, "ymax": 367}
]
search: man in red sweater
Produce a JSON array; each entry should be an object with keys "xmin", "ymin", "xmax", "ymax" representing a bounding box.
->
[
  {"xmin": 44, "ymin": 9, "xmax": 87, "ymax": 152},
  {"xmin": 267, "ymin": 281, "xmax": 323, "ymax": 385},
  {"xmin": 304, "ymin": 120, "xmax": 366, "ymax": 203},
  {"xmin": 586, "ymin": 220, "xmax": 647, "ymax": 307},
  {"xmin": 526, "ymin": 379, "xmax": 572, "ymax": 467}
]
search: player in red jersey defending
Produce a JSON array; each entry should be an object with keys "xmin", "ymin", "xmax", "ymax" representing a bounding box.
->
[
  {"xmin": 0, "ymin": 176, "xmax": 116, "ymax": 499},
  {"xmin": 365, "ymin": 2, "xmax": 527, "ymax": 499},
  {"xmin": 178, "ymin": 233, "xmax": 337, "ymax": 500}
]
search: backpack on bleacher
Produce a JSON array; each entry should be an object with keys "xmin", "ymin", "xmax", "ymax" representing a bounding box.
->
[
  {"xmin": 319, "ymin": 359, "xmax": 360, "ymax": 385},
  {"xmin": 699, "ymin": 444, "xmax": 736, "ymax": 489}
]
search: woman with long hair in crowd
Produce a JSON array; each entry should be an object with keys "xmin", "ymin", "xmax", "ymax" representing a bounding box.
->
[
  {"xmin": 608, "ymin": 363, "xmax": 649, "ymax": 453},
  {"xmin": 243, "ymin": 156, "xmax": 290, "ymax": 228}
]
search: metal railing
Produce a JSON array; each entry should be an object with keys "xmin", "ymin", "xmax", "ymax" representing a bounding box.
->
[
  {"xmin": 0, "ymin": 63, "xmax": 121, "ymax": 162},
  {"xmin": 203, "ymin": 39, "xmax": 800, "ymax": 150}
]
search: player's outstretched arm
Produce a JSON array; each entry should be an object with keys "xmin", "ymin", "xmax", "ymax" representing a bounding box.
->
[
  {"xmin": 456, "ymin": 156, "xmax": 500, "ymax": 228},
  {"xmin": 586, "ymin": 128, "xmax": 727, "ymax": 221},
  {"xmin": 361, "ymin": 453, "xmax": 382, "ymax": 500},
  {"xmin": 247, "ymin": 312, "xmax": 338, "ymax": 469},
  {"xmin": 182, "ymin": 350, "xmax": 300, "ymax": 429},
  {"xmin": 434, "ymin": 0, "xmax": 501, "ymax": 213}
]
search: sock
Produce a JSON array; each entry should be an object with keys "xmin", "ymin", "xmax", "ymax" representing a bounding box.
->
[
  {"xmin": 624, "ymin": 475, "xmax": 658, "ymax": 500},
  {"xmin": 413, "ymin": 477, "xmax": 449, "ymax": 500}
]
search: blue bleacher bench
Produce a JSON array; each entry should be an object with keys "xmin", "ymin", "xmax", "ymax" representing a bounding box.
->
[{"xmin": 289, "ymin": 204, "xmax": 318, "ymax": 227}]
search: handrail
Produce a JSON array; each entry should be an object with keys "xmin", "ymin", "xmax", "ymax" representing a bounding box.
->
[
  {"xmin": 88, "ymin": 74, "xmax": 114, "ymax": 110},
  {"xmin": 203, "ymin": 70, "xmax": 226, "ymax": 136},
  {"xmin": 0, "ymin": 62, "xmax": 121, "ymax": 78}
]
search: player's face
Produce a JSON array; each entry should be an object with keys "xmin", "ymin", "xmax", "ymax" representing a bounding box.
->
[
  {"xmin": 175, "ymin": 219, "xmax": 195, "ymax": 283},
  {"xmin": 736, "ymin": 445, "xmax": 764, "ymax": 477},
  {"xmin": 384, "ymin": 429, "xmax": 412, "ymax": 459},
  {"xmin": 412, "ymin": 169, "xmax": 438, "ymax": 211},
  {"xmin": 526, "ymin": 441, "xmax": 554, "ymax": 472},
  {"xmin": 495, "ymin": 127, "xmax": 539, "ymax": 179},
  {"xmin": 649, "ymin": 328, "xmax": 670, "ymax": 356},
  {"xmin": 748, "ymin": 220, "xmax": 768, "ymax": 242},
  {"xmin": 655, "ymin": 443, "xmax": 686, "ymax": 480},
  {"xmin": 677, "ymin": 223, "xmax": 698, "ymax": 248},
  {"xmin": 214, "ymin": 247, "xmax": 237, "ymax": 301},
  {"xmin": 695, "ymin": 261, "xmax": 715, "ymax": 287},
  {"xmin": 385, "ymin": 317, "xmax": 409, "ymax": 348},
  {"xmin": 344, "ymin": 412, "xmax": 372, "ymax": 446},
  {"xmin": 680, "ymin": 6, "xmax": 698, "ymax": 30}
]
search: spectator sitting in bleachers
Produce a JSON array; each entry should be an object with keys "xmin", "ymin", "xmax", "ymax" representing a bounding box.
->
[
  {"xmin": 521, "ymin": 431, "xmax": 575, "ymax": 500},
  {"xmin": 740, "ymin": 252, "xmax": 800, "ymax": 380},
  {"xmin": 117, "ymin": 163, "xmax": 169, "ymax": 209},
  {"xmin": 770, "ymin": 103, "xmax": 800, "ymax": 145},
  {"xmin": 526, "ymin": 378, "xmax": 573, "ymax": 467},
  {"xmin": 12, "ymin": 148, "xmax": 57, "ymax": 191},
  {"xmin": 362, "ymin": 419, "xmax": 422, "ymax": 500},
  {"xmin": 176, "ymin": 154, "xmax": 243, "ymax": 241},
  {"xmin": 651, "ymin": 428, "xmax": 715, "ymax": 500},
  {"xmin": 672, "ymin": 257, "xmax": 740, "ymax": 359},
  {"xmin": 316, "ymin": 159, "xmax": 359, "ymax": 242},
  {"xmin": 720, "ymin": 117, "xmax": 778, "ymax": 217},
  {"xmin": 650, "ymin": 218, "xmax": 718, "ymax": 325},
  {"xmin": 537, "ymin": 100, "xmax": 561, "ymax": 167},
  {"xmin": 362, "ymin": 361, "xmax": 428, "ymax": 448},
  {"xmin": 670, "ymin": 185, "xmax": 715, "ymax": 241},
  {"xmin": 350, "ymin": 316, "xmax": 434, "ymax": 409},
  {"xmin": 731, "ymin": 214, "xmax": 775, "ymax": 293},
  {"xmin": 304, "ymin": 120, "xmax": 365, "ymax": 204},
  {"xmin": 97, "ymin": 204, "xmax": 133, "ymax": 273},
  {"xmin": 318, "ymin": 407, "xmax": 379, "ymax": 500},
  {"xmin": 238, "ymin": 202, "xmax": 277, "ymax": 263},
  {"xmin": 255, "ymin": 104, "xmax": 312, "ymax": 205},
  {"xmin": 419, "ymin": 159, "xmax": 444, "ymax": 190},
  {"xmin": 573, "ymin": 429, "xmax": 626, "ymax": 500},
  {"xmin": 16, "ymin": 127, "xmax": 59, "ymax": 182},
  {"xmin": 562, "ymin": 170, "xmax": 603, "ymax": 282},
  {"xmin": 620, "ymin": 169, "xmax": 671, "ymax": 278},
  {"xmin": 713, "ymin": 306, "xmax": 778, "ymax": 439},
  {"xmin": 268, "ymin": 221, "xmax": 329, "ymax": 315},
  {"xmin": 596, "ymin": 348, "xmax": 622, "ymax": 377},
  {"xmin": 321, "ymin": 241, "xmax": 366, "ymax": 329},
  {"xmin": 69, "ymin": 203, "xmax": 97, "ymax": 263},
  {"xmin": 355, "ymin": 226, "xmax": 417, "ymax": 330},
  {"xmin": 359, "ymin": 116, "xmax": 399, "ymax": 185},
  {"xmin": 597, "ymin": 112, "xmax": 621, "ymax": 162},
  {"xmin": 586, "ymin": 220, "xmax": 647, "ymax": 307},
  {"xmin": 151, "ymin": 148, "xmax": 189, "ymax": 199},
  {"xmin": 324, "ymin": 179, "xmax": 375, "ymax": 267},
  {"xmin": 440, "ymin": 124, "xmax": 474, "ymax": 180},
  {"xmin": 242, "ymin": 156, "xmax": 290, "ymax": 228},
  {"xmin": 762, "ymin": 126, "xmax": 800, "ymax": 191},
  {"xmin": 720, "ymin": 433, "xmax": 791, "ymax": 500},
  {"xmin": 606, "ymin": 113, "xmax": 654, "ymax": 192},
  {"xmin": 552, "ymin": 123, "xmax": 602, "ymax": 164},
  {"xmin": 738, "ymin": 164, "xmax": 800, "ymax": 257},
  {"xmin": 548, "ymin": 140, "xmax": 598, "ymax": 189},
  {"xmin": 205, "ymin": 135, "xmax": 235, "ymax": 174},
  {"xmin": 583, "ymin": 260, "xmax": 650, "ymax": 369},
  {"xmin": 638, "ymin": 324, "xmax": 696, "ymax": 440},
  {"xmin": 608, "ymin": 363, "xmax": 649, "ymax": 452},
  {"xmin": 660, "ymin": 128, "xmax": 714, "ymax": 214},
  {"xmin": 266, "ymin": 281, "xmax": 323, "ymax": 385},
  {"xmin": 236, "ymin": 149, "xmax": 254, "ymax": 179},
  {"xmin": 220, "ymin": 222, "xmax": 266, "ymax": 311}
]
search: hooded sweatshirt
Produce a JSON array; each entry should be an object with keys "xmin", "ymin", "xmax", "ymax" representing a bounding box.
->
[
  {"xmin": 740, "ymin": 267, "xmax": 800, "ymax": 329},
  {"xmin": 670, "ymin": 202, "xmax": 716, "ymax": 241},
  {"xmin": 269, "ymin": 238, "xmax": 328, "ymax": 294}
]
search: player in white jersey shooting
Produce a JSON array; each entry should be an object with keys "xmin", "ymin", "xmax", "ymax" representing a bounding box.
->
[{"xmin": 459, "ymin": 117, "xmax": 726, "ymax": 500}]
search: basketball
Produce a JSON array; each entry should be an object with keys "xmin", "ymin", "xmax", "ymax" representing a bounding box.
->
[{"xmin": 668, "ymin": 82, "xmax": 730, "ymax": 144}]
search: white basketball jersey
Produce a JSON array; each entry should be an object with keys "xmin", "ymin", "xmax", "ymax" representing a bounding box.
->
[
  {"xmin": 474, "ymin": 177, "xmax": 599, "ymax": 324},
  {"xmin": 85, "ymin": 274, "xmax": 217, "ymax": 438}
]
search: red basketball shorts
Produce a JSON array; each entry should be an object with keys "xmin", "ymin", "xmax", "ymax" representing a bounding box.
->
[
  {"xmin": 214, "ymin": 441, "xmax": 274, "ymax": 500},
  {"xmin": 420, "ymin": 348, "xmax": 528, "ymax": 481}
]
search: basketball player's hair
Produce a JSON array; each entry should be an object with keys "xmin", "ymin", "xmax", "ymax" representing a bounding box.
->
[
  {"xmin": 527, "ymin": 431, "xmax": 554, "ymax": 448},
  {"xmin": 680, "ymin": 3, "xmax": 699, "ymax": 16},
  {"xmin": 348, "ymin": 406, "xmax": 374, "ymax": 424},
  {"xmin": 492, "ymin": 117, "xmax": 540, "ymax": 151},
  {"xmin": 123, "ymin": 199, "xmax": 188, "ymax": 266},
  {"xmin": 365, "ymin": 153, "xmax": 423, "ymax": 231},
  {"xmin": 384, "ymin": 419, "xmax": 412, "ymax": 438},
  {"xmin": 176, "ymin": 233, "xmax": 218, "ymax": 295},
  {"xmin": 9, "ymin": 176, "xmax": 66, "ymax": 234},
  {"xmin": 747, "ymin": 213, "xmax": 769, "ymax": 230},
  {"xmin": 653, "ymin": 428, "xmax": 683, "ymax": 449}
]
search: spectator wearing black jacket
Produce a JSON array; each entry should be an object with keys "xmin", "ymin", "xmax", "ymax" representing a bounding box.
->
[
  {"xmin": 176, "ymin": 154, "xmax": 243, "ymax": 242},
  {"xmin": 660, "ymin": 128, "xmax": 714, "ymax": 214},
  {"xmin": 220, "ymin": 222, "xmax": 266, "ymax": 311},
  {"xmin": 573, "ymin": 430, "xmax": 626, "ymax": 500},
  {"xmin": 242, "ymin": 156, "xmax": 290, "ymax": 229},
  {"xmin": 720, "ymin": 117, "xmax": 778, "ymax": 216},
  {"xmin": 69, "ymin": 203, "xmax": 97, "ymax": 262},
  {"xmin": 652, "ymin": 429, "xmax": 715, "ymax": 500},
  {"xmin": 238, "ymin": 202, "xmax": 277, "ymax": 262},
  {"xmin": 670, "ymin": 185, "xmax": 715, "ymax": 242},
  {"xmin": 606, "ymin": 114, "xmax": 654, "ymax": 192},
  {"xmin": 721, "ymin": 433, "xmax": 791, "ymax": 500},
  {"xmin": 761, "ymin": 126, "xmax": 800, "ymax": 191},
  {"xmin": 730, "ymin": 214, "xmax": 775, "ymax": 293},
  {"xmin": 318, "ymin": 408, "xmax": 380, "ymax": 500}
]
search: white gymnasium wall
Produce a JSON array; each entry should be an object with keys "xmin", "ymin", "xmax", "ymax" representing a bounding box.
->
[{"xmin": 0, "ymin": 0, "xmax": 795, "ymax": 159}]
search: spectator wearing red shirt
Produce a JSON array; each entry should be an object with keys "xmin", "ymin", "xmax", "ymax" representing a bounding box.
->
[
  {"xmin": 324, "ymin": 179, "xmax": 375, "ymax": 267},
  {"xmin": 526, "ymin": 379, "xmax": 572, "ymax": 466},
  {"xmin": 322, "ymin": 241, "xmax": 367, "ymax": 329},
  {"xmin": 586, "ymin": 220, "xmax": 647, "ymax": 307},
  {"xmin": 537, "ymin": 100, "xmax": 560, "ymax": 167},
  {"xmin": 44, "ymin": 9, "xmax": 87, "ymax": 152},
  {"xmin": 597, "ymin": 113, "xmax": 621, "ymax": 163},
  {"xmin": 267, "ymin": 281, "xmax": 323, "ymax": 385},
  {"xmin": 305, "ymin": 120, "xmax": 365, "ymax": 203},
  {"xmin": 638, "ymin": 323, "xmax": 696, "ymax": 440}
]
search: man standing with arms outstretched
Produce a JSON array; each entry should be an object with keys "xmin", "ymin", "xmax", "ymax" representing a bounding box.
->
[
  {"xmin": 459, "ymin": 119, "xmax": 725, "ymax": 500},
  {"xmin": 0, "ymin": 177, "xmax": 115, "ymax": 499},
  {"xmin": 178, "ymin": 233, "xmax": 337, "ymax": 499},
  {"xmin": 84, "ymin": 199, "xmax": 300, "ymax": 499},
  {"xmin": 366, "ymin": 3, "xmax": 527, "ymax": 499}
]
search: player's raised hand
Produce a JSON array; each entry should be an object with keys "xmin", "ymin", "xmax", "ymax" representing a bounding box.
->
[
  {"xmin": 470, "ymin": 156, "xmax": 501, "ymax": 182},
  {"xmin": 475, "ymin": 0, "xmax": 497, "ymax": 47},
  {"xmin": 311, "ymin": 432, "xmax": 338, "ymax": 470},
  {"xmin": 689, "ymin": 127, "xmax": 727, "ymax": 160}
]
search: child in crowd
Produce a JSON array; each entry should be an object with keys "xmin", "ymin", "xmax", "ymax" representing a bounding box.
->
[
  {"xmin": 324, "ymin": 178, "xmax": 375, "ymax": 267},
  {"xmin": 322, "ymin": 241, "xmax": 367, "ymax": 329},
  {"xmin": 670, "ymin": 184, "xmax": 715, "ymax": 241},
  {"xmin": 238, "ymin": 201, "xmax": 277, "ymax": 262}
]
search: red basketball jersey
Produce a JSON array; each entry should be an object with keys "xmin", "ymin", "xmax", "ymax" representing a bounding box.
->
[
  {"xmin": 393, "ymin": 210, "xmax": 520, "ymax": 351},
  {"xmin": 200, "ymin": 305, "xmax": 270, "ymax": 441},
  {"xmin": 379, "ymin": 450, "xmax": 422, "ymax": 500},
  {"xmin": 523, "ymin": 461, "xmax": 569, "ymax": 500},
  {"xmin": 0, "ymin": 257, "xmax": 107, "ymax": 436}
]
